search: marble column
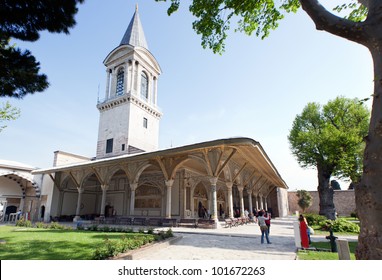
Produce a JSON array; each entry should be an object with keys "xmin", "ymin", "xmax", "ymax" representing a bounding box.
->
[
  {"xmin": 237, "ymin": 185, "xmax": 245, "ymax": 217},
  {"xmin": 247, "ymin": 189, "xmax": 253, "ymax": 215},
  {"xmin": 105, "ymin": 69, "xmax": 111, "ymax": 100},
  {"xmin": 129, "ymin": 182, "xmax": 138, "ymax": 216},
  {"xmin": 226, "ymin": 182, "xmax": 234, "ymax": 219},
  {"xmin": 209, "ymin": 177, "xmax": 218, "ymax": 222},
  {"xmin": 255, "ymin": 195, "xmax": 259, "ymax": 210},
  {"xmin": 259, "ymin": 194, "xmax": 264, "ymax": 210},
  {"xmin": 165, "ymin": 179, "xmax": 174, "ymax": 218},
  {"xmin": 100, "ymin": 184, "xmax": 109, "ymax": 217},
  {"xmin": 73, "ymin": 187, "xmax": 84, "ymax": 222}
]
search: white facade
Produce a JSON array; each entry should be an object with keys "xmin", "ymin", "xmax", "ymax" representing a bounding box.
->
[{"xmin": 96, "ymin": 8, "xmax": 162, "ymax": 159}]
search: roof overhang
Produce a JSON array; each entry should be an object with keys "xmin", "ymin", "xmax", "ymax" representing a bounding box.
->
[{"xmin": 32, "ymin": 137, "xmax": 288, "ymax": 189}]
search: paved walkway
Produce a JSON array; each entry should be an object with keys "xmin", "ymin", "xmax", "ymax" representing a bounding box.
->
[
  {"xmin": 132, "ymin": 216, "xmax": 359, "ymax": 260},
  {"xmin": 134, "ymin": 216, "xmax": 298, "ymax": 260}
]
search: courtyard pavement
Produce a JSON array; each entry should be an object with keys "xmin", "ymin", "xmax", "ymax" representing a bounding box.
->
[
  {"xmin": 130, "ymin": 216, "xmax": 359, "ymax": 260},
  {"xmin": 134, "ymin": 216, "xmax": 298, "ymax": 260}
]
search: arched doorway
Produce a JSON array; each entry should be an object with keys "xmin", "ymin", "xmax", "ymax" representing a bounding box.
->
[
  {"xmin": 217, "ymin": 188, "xmax": 226, "ymax": 219},
  {"xmin": 193, "ymin": 183, "xmax": 208, "ymax": 218}
]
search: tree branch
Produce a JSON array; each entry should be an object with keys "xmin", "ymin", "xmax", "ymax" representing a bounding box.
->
[{"xmin": 299, "ymin": 0, "xmax": 368, "ymax": 44}]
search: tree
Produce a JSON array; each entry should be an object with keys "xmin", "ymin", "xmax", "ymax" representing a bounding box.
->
[
  {"xmin": 0, "ymin": 0, "xmax": 84, "ymax": 98},
  {"xmin": 296, "ymin": 190, "xmax": 313, "ymax": 213},
  {"xmin": 0, "ymin": 101, "xmax": 20, "ymax": 132},
  {"xmin": 288, "ymin": 97, "xmax": 369, "ymax": 219},
  {"xmin": 156, "ymin": 0, "xmax": 382, "ymax": 259}
]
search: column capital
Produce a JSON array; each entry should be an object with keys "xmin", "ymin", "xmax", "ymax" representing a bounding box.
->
[
  {"xmin": 130, "ymin": 182, "xmax": 138, "ymax": 191},
  {"xmin": 246, "ymin": 188, "xmax": 253, "ymax": 195},
  {"xmin": 225, "ymin": 181, "xmax": 233, "ymax": 189},
  {"xmin": 77, "ymin": 187, "xmax": 84, "ymax": 194},
  {"xmin": 101, "ymin": 184, "xmax": 109, "ymax": 192},
  {"xmin": 237, "ymin": 185, "xmax": 244, "ymax": 192},
  {"xmin": 165, "ymin": 179, "xmax": 174, "ymax": 188},
  {"xmin": 209, "ymin": 177, "xmax": 218, "ymax": 186}
]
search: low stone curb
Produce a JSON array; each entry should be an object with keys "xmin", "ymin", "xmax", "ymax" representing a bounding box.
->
[{"xmin": 111, "ymin": 235, "xmax": 183, "ymax": 260}]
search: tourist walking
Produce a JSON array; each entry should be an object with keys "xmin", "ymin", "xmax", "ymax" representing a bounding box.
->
[{"xmin": 257, "ymin": 211, "xmax": 271, "ymax": 244}]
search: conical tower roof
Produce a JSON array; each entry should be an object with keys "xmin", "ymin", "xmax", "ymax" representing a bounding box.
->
[{"xmin": 120, "ymin": 4, "xmax": 148, "ymax": 49}]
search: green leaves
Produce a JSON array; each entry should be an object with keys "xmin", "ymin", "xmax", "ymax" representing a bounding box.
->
[
  {"xmin": 0, "ymin": 0, "xmax": 84, "ymax": 98},
  {"xmin": 157, "ymin": 0, "xmax": 369, "ymax": 53},
  {"xmin": 288, "ymin": 96, "xmax": 370, "ymax": 182},
  {"xmin": 0, "ymin": 101, "xmax": 20, "ymax": 132},
  {"xmin": 333, "ymin": 1, "xmax": 368, "ymax": 22}
]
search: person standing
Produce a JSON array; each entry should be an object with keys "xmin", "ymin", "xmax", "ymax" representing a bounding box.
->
[
  {"xmin": 264, "ymin": 211, "xmax": 271, "ymax": 234},
  {"xmin": 299, "ymin": 214, "xmax": 309, "ymax": 248},
  {"xmin": 257, "ymin": 211, "xmax": 271, "ymax": 244}
]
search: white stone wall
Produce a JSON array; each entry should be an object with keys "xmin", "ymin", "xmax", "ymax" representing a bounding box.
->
[
  {"xmin": 0, "ymin": 177, "xmax": 23, "ymax": 197},
  {"xmin": 53, "ymin": 151, "xmax": 89, "ymax": 167},
  {"xmin": 96, "ymin": 102, "xmax": 131, "ymax": 158},
  {"xmin": 128, "ymin": 102, "xmax": 159, "ymax": 152}
]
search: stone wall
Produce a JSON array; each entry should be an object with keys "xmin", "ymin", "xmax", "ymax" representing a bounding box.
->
[{"xmin": 288, "ymin": 190, "xmax": 356, "ymax": 216}]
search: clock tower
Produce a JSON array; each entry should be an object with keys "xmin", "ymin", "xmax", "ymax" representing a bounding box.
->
[{"xmin": 96, "ymin": 5, "xmax": 162, "ymax": 159}]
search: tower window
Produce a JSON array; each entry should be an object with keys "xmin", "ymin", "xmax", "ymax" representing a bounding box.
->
[
  {"xmin": 143, "ymin": 117, "xmax": 148, "ymax": 128},
  {"xmin": 121, "ymin": 144, "xmax": 125, "ymax": 151},
  {"xmin": 140, "ymin": 72, "xmax": 148, "ymax": 101},
  {"xmin": 106, "ymin": 138, "xmax": 113, "ymax": 153},
  {"xmin": 116, "ymin": 68, "xmax": 124, "ymax": 96}
]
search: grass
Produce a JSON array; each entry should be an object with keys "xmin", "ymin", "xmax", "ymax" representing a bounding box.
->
[
  {"xmin": 297, "ymin": 241, "xmax": 357, "ymax": 260},
  {"xmin": 0, "ymin": 225, "xmax": 155, "ymax": 260}
]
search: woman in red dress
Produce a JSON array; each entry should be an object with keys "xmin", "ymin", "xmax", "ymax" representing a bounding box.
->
[{"xmin": 299, "ymin": 214, "xmax": 309, "ymax": 248}]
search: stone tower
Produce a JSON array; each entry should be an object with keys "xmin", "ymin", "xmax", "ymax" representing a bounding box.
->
[{"xmin": 96, "ymin": 5, "xmax": 162, "ymax": 159}]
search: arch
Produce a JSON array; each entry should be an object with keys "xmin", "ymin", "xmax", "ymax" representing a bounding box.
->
[
  {"xmin": 60, "ymin": 174, "xmax": 78, "ymax": 190},
  {"xmin": 0, "ymin": 171, "xmax": 40, "ymax": 197},
  {"xmin": 40, "ymin": 205, "xmax": 46, "ymax": 219}
]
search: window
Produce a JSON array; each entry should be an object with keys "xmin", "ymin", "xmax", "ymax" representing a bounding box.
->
[
  {"xmin": 140, "ymin": 72, "xmax": 148, "ymax": 100},
  {"xmin": 121, "ymin": 144, "xmax": 125, "ymax": 151},
  {"xmin": 143, "ymin": 117, "xmax": 148, "ymax": 128},
  {"xmin": 106, "ymin": 138, "xmax": 113, "ymax": 153},
  {"xmin": 116, "ymin": 68, "xmax": 124, "ymax": 95}
]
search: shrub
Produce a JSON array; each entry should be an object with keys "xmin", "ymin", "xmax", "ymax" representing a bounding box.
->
[
  {"xmin": 48, "ymin": 222, "xmax": 68, "ymax": 230},
  {"xmin": 92, "ymin": 234, "xmax": 156, "ymax": 260},
  {"xmin": 304, "ymin": 213, "xmax": 326, "ymax": 226},
  {"xmin": 15, "ymin": 217, "xmax": 32, "ymax": 228},
  {"xmin": 35, "ymin": 222, "xmax": 47, "ymax": 228},
  {"xmin": 321, "ymin": 218, "xmax": 360, "ymax": 233},
  {"xmin": 88, "ymin": 224, "xmax": 98, "ymax": 231}
]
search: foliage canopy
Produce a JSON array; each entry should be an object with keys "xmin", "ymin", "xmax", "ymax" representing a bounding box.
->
[
  {"xmin": 288, "ymin": 96, "xmax": 369, "ymax": 183},
  {"xmin": 0, "ymin": 0, "xmax": 84, "ymax": 98}
]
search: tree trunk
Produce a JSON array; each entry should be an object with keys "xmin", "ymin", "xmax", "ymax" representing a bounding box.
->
[
  {"xmin": 355, "ymin": 43, "xmax": 382, "ymax": 260},
  {"xmin": 317, "ymin": 163, "xmax": 336, "ymax": 220},
  {"xmin": 300, "ymin": 0, "xmax": 382, "ymax": 260}
]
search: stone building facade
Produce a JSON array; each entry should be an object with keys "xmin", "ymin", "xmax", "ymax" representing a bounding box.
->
[
  {"xmin": 288, "ymin": 190, "xmax": 356, "ymax": 216},
  {"xmin": 2, "ymin": 7, "xmax": 290, "ymax": 227}
]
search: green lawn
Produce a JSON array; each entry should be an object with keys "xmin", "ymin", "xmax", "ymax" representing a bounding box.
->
[
  {"xmin": 0, "ymin": 225, "xmax": 153, "ymax": 260},
  {"xmin": 297, "ymin": 241, "xmax": 357, "ymax": 260}
]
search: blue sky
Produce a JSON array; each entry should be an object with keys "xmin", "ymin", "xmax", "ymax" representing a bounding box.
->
[{"xmin": 0, "ymin": 0, "xmax": 373, "ymax": 191}]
